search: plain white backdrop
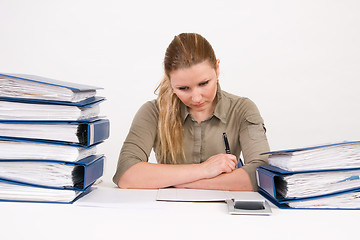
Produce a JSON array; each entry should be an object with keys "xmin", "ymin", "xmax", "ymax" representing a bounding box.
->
[{"xmin": 1, "ymin": 0, "xmax": 359, "ymax": 185}]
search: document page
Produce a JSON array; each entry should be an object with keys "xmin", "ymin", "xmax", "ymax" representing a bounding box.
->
[{"xmin": 156, "ymin": 188, "xmax": 234, "ymax": 202}]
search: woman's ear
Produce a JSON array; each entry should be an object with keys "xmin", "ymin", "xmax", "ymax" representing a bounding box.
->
[{"xmin": 216, "ymin": 59, "xmax": 220, "ymax": 78}]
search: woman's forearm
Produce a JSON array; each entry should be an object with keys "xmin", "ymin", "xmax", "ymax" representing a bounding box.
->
[
  {"xmin": 117, "ymin": 162, "xmax": 207, "ymax": 189},
  {"xmin": 117, "ymin": 154, "xmax": 238, "ymax": 189},
  {"xmin": 174, "ymin": 168, "xmax": 254, "ymax": 191}
]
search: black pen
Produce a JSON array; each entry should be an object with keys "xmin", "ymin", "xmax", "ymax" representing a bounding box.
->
[
  {"xmin": 222, "ymin": 132, "xmax": 244, "ymax": 167},
  {"xmin": 223, "ymin": 132, "xmax": 231, "ymax": 154}
]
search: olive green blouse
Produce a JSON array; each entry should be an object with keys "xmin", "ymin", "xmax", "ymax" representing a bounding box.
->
[{"xmin": 113, "ymin": 85, "xmax": 270, "ymax": 190}]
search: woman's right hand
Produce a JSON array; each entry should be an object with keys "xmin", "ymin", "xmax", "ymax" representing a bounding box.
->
[{"xmin": 199, "ymin": 154, "xmax": 238, "ymax": 179}]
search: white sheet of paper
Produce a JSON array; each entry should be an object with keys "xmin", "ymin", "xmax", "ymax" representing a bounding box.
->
[
  {"xmin": 75, "ymin": 187, "xmax": 171, "ymax": 210},
  {"xmin": 156, "ymin": 188, "xmax": 235, "ymax": 202}
]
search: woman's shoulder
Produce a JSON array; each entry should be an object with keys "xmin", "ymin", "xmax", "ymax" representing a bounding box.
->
[
  {"xmin": 221, "ymin": 90, "xmax": 264, "ymax": 124},
  {"xmin": 221, "ymin": 90, "xmax": 257, "ymax": 109},
  {"xmin": 135, "ymin": 99, "xmax": 159, "ymax": 119},
  {"xmin": 141, "ymin": 99, "xmax": 158, "ymax": 109}
]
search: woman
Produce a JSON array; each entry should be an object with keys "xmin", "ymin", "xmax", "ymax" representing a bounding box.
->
[{"xmin": 113, "ymin": 33, "xmax": 269, "ymax": 191}]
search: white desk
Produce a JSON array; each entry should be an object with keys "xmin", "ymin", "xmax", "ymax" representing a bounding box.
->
[{"xmin": 0, "ymin": 182, "xmax": 359, "ymax": 240}]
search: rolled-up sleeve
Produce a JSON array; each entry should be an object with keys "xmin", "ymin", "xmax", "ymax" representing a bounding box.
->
[
  {"xmin": 238, "ymin": 99, "xmax": 270, "ymax": 191},
  {"xmin": 112, "ymin": 100, "xmax": 159, "ymax": 185}
]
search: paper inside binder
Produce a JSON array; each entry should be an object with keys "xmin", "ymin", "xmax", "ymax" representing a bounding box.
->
[
  {"xmin": 0, "ymin": 75, "xmax": 96, "ymax": 102},
  {"xmin": 72, "ymin": 165, "xmax": 85, "ymax": 188}
]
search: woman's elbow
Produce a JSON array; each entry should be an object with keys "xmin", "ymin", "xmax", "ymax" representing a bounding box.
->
[
  {"xmin": 114, "ymin": 162, "xmax": 144, "ymax": 189},
  {"xmin": 116, "ymin": 175, "xmax": 135, "ymax": 189}
]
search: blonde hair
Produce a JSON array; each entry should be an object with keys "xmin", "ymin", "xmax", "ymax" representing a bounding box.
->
[{"xmin": 155, "ymin": 33, "xmax": 217, "ymax": 164}]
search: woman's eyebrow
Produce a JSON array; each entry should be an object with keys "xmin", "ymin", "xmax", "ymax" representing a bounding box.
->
[{"xmin": 174, "ymin": 84, "xmax": 188, "ymax": 88}]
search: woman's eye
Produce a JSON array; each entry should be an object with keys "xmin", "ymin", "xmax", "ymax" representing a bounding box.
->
[
  {"xmin": 199, "ymin": 80, "xmax": 209, "ymax": 86},
  {"xmin": 179, "ymin": 87, "xmax": 189, "ymax": 90}
]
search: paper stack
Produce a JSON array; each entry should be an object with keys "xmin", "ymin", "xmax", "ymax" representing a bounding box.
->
[
  {"xmin": 257, "ymin": 141, "xmax": 360, "ymax": 209},
  {"xmin": 0, "ymin": 73, "xmax": 110, "ymax": 203}
]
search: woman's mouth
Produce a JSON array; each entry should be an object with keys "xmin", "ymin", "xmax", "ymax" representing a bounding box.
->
[{"xmin": 193, "ymin": 102, "xmax": 205, "ymax": 108}]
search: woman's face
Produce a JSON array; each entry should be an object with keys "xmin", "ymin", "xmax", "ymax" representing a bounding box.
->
[{"xmin": 170, "ymin": 60, "xmax": 220, "ymax": 117}]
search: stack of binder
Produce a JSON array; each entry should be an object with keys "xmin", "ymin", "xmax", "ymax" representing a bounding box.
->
[
  {"xmin": 0, "ymin": 73, "xmax": 110, "ymax": 203},
  {"xmin": 257, "ymin": 141, "xmax": 360, "ymax": 209}
]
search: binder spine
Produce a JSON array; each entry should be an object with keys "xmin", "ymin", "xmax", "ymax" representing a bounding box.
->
[
  {"xmin": 83, "ymin": 155, "xmax": 104, "ymax": 188},
  {"xmin": 257, "ymin": 168, "xmax": 278, "ymax": 199},
  {"xmin": 88, "ymin": 119, "xmax": 110, "ymax": 146}
]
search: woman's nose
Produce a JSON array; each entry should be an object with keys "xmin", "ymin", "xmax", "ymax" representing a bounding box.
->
[{"xmin": 191, "ymin": 89, "xmax": 202, "ymax": 103}]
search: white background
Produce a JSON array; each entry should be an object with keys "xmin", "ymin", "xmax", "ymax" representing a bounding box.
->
[{"xmin": 1, "ymin": 0, "xmax": 359, "ymax": 185}]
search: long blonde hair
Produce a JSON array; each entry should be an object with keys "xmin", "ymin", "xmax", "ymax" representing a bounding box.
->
[{"xmin": 155, "ymin": 33, "xmax": 217, "ymax": 164}]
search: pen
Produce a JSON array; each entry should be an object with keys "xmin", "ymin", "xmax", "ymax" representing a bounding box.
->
[
  {"xmin": 222, "ymin": 132, "xmax": 244, "ymax": 167},
  {"xmin": 223, "ymin": 132, "xmax": 231, "ymax": 154}
]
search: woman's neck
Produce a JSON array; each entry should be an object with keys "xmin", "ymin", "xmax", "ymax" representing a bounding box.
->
[{"xmin": 189, "ymin": 99, "xmax": 217, "ymax": 124}]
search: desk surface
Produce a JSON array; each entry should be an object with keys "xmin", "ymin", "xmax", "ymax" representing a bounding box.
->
[{"xmin": 1, "ymin": 182, "xmax": 359, "ymax": 240}]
